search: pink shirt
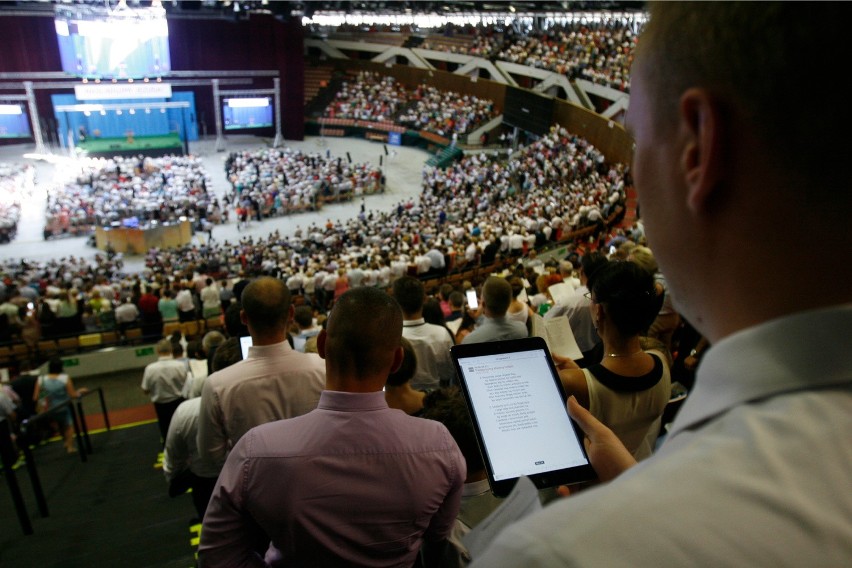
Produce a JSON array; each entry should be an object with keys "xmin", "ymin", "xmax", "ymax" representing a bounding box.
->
[{"xmin": 200, "ymin": 390, "xmax": 465, "ymax": 567}]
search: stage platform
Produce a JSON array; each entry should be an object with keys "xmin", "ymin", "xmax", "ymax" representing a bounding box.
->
[
  {"xmin": 95, "ymin": 219, "xmax": 192, "ymax": 254},
  {"xmin": 78, "ymin": 134, "xmax": 184, "ymax": 158}
]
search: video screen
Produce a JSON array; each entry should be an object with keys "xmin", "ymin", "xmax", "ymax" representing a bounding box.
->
[
  {"xmin": 0, "ymin": 104, "xmax": 32, "ymax": 139},
  {"xmin": 503, "ymin": 86, "xmax": 554, "ymax": 137},
  {"xmin": 55, "ymin": 16, "xmax": 170, "ymax": 78},
  {"xmin": 223, "ymin": 98, "xmax": 274, "ymax": 131}
]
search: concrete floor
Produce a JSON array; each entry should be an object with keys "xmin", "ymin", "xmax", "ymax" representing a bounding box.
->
[{"xmin": 0, "ymin": 134, "xmax": 431, "ymax": 273}]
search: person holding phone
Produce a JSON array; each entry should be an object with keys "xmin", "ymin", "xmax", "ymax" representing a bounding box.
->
[{"xmin": 461, "ymin": 277, "xmax": 528, "ymax": 345}]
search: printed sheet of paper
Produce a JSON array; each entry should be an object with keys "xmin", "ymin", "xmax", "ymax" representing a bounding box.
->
[
  {"xmin": 546, "ymin": 282, "xmax": 574, "ymax": 306},
  {"xmin": 462, "ymin": 476, "xmax": 542, "ymax": 559},
  {"xmin": 531, "ymin": 312, "xmax": 583, "ymax": 360}
]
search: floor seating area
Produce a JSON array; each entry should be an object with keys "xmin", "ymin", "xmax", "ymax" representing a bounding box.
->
[{"xmin": 0, "ymin": 316, "xmax": 225, "ymax": 368}]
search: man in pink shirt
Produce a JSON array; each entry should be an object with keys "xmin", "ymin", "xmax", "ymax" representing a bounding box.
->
[{"xmin": 200, "ymin": 287, "xmax": 465, "ymax": 567}]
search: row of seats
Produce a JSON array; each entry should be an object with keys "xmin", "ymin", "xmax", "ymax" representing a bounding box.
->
[
  {"xmin": 0, "ymin": 317, "xmax": 225, "ymax": 367},
  {"xmin": 161, "ymin": 317, "xmax": 225, "ymax": 341}
]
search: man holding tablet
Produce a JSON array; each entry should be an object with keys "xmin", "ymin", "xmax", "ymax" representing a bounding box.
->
[{"xmin": 471, "ymin": 3, "xmax": 852, "ymax": 566}]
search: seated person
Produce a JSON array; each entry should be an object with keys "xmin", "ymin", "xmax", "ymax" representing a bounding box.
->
[
  {"xmin": 384, "ymin": 337, "xmax": 425, "ymax": 416},
  {"xmin": 556, "ymin": 261, "xmax": 671, "ymax": 460}
]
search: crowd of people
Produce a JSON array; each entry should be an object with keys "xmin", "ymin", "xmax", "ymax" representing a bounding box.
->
[
  {"xmin": 323, "ymin": 71, "xmax": 498, "ymax": 137},
  {"xmin": 324, "ymin": 71, "xmax": 411, "ymax": 123},
  {"xmin": 3, "ymin": 4, "xmax": 849, "ymax": 567},
  {"xmin": 0, "ymin": 162, "xmax": 30, "ymax": 244},
  {"xmin": 319, "ymin": 15, "xmax": 640, "ymax": 92},
  {"xmin": 0, "ymin": 118, "xmax": 625, "ymax": 355},
  {"xmin": 44, "ymin": 155, "xmax": 217, "ymax": 239},
  {"xmin": 494, "ymin": 20, "xmax": 637, "ymax": 91},
  {"xmin": 223, "ymin": 146, "xmax": 384, "ymax": 222}
]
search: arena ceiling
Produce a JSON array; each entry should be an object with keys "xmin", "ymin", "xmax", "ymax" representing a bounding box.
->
[{"xmin": 0, "ymin": 1, "xmax": 646, "ymax": 20}]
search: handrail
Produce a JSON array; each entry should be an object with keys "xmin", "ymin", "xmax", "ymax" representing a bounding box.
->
[
  {"xmin": 0, "ymin": 418, "xmax": 33, "ymax": 535},
  {"xmin": 75, "ymin": 387, "xmax": 110, "ymax": 455},
  {"xmin": 21, "ymin": 398, "xmax": 86, "ymax": 464}
]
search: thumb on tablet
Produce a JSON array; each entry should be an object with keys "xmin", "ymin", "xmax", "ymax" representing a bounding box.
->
[{"xmin": 567, "ymin": 396, "xmax": 637, "ymax": 483}]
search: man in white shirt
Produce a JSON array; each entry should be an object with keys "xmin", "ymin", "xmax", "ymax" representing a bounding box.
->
[
  {"xmin": 392, "ymin": 276, "xmax": 455, "ymax": 391},
  {"xmin": 141, "ymin": 339, "xmax": 188, "ymax": 445},
  {"xmin": 175, "ymin": 283, "xmax": 196, "ymax": 323},
  {"xmin": 200, "ymin": 278, "xmax": 220, "ymax": 319},
  {"xmin": 197, "ymin": 277, "xmax": 325, "ymax": 472},
  {"xmin": 114, "ymin": 296, "xmax": 140, "ymax": 332},
  {"xmin": 472, "ymin": 4, "xmax": 852, "ymax": 566}
]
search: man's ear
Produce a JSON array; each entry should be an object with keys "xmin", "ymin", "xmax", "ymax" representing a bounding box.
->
[
  {"xmin": 239, "ymin": 309, "xmax": 247, "ymax": 325},
  {"xmin": 388, "ymin": 345, "xmax": 404, "ymax": 375},
  {"xmin": 679, "ymin": 88, "xmax": 725, "ymax": 214},
  {"xmin": 316, "ymin": 329, "xmax": 327, "ymax": 360}
]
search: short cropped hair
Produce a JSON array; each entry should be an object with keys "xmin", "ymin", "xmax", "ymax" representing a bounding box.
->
[
  {"xmin": 326, "ymin": 287, "xmax": 403, "ymax": 378},
  {"xmin": 241, "ymin": 277, "xmax": 291, "ymax": 335},
  {"xmin": 628, "ymin": 246, "xmax": 659, "ymax": 274},
  {"xmin": 294, "ymin": 305, "xmax": 313, "ymax": 328},
  {"xmin": 639, "ymin": 2, "xmax": 848, "ymax": 189},
  {"xmin": 202, "ymin": 330, "xmax": 226, "ymax": 352},
  {"xmin": 156, "ymin": 338, "xmax": 173, "ymax": 355},
  {"xmin": 482, "ymin": 276, "xmax": 512, "ymax": 317},
  {"xmin": 212, "ymin": 337, "xmax": 242, "ymax": 372},
  {"xmin": 391, "ymin": 276, "xmax": 425, "ymax": 315}
]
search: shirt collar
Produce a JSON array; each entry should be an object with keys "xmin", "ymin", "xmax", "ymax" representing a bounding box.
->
[
  {"xmin": 669, "ymin": 304, "xmax": 852, "ymax": 438},
  {"xmin": 246, "ymin": 339, "xmax": 293, "ymax": 358},
  {"xmin": 318, "ymin": 390, "xmax": 388, "ymax": 412},
  {"xmin": 403, "ymin": 318, "xmax": 426, "ymax": 326}
]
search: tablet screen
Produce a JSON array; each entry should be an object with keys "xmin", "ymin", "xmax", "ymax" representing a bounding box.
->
[{"xmin": 452, "ymin": 338, "xmax": 594, "ymax": 494}]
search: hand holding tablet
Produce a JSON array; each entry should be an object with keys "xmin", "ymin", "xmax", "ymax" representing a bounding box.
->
[{"xmin": 450, "ymin": 337, "xmax": 596, "ymax": 497}]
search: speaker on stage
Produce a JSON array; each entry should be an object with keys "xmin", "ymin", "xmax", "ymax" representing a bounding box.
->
[{"xmin": 346, "ymin": 152, "xmax": 351, "ymax": 163}]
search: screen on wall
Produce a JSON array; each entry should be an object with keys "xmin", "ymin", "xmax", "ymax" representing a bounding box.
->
[
  {"xmin": 0, "ymin": 104, "xmax": 32, "ymax": 139},
  {"xmin": 223, "ymin": 98, "xmax": 274, "ymax": 130},
  {"xmin": 54, "ymin": 12, "xmax": 171, "ymax": 79},
  {"xmin": 503, "ymin": 86, "xmax": 554, "ymax": 137}
]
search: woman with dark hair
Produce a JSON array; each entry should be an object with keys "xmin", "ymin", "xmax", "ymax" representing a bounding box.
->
[
  {"xmin": 33, "ymin": 356, "xmax": 87, "ymax": 453},
  {"xmin": 557, "ymin": 261, "xmax": 671, "ymax": 460},
  {"xmin": 422, "ymin": 297, "xmax": 456, "ymax": 344},
  {"xmin": 384, "ymin": 338, "xmax": 426, "ymax": 416}
]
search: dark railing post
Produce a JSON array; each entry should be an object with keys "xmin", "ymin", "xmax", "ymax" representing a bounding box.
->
[
  {"xmin": 96, "ymin": 387, "xmax": 111, "ymax": 431},
  {"xmin": 0, "ymin": 419, "xmax": 33, "ymax": 535},
  {"xmin": 67, "ymin": 403, "xmax": 86, "ymax": 463},
  {"xmin": 18, "ymin": 419, "xmax": 49, "ymax": 519},
  {"xmin": 75, "ymin": 397, "xmax": 93, "ymax": 455}
]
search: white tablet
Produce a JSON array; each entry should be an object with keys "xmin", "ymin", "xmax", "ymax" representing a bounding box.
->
[{"xmin": 450, "ymin": 337, "xmax": 595, "ymax": 496}]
